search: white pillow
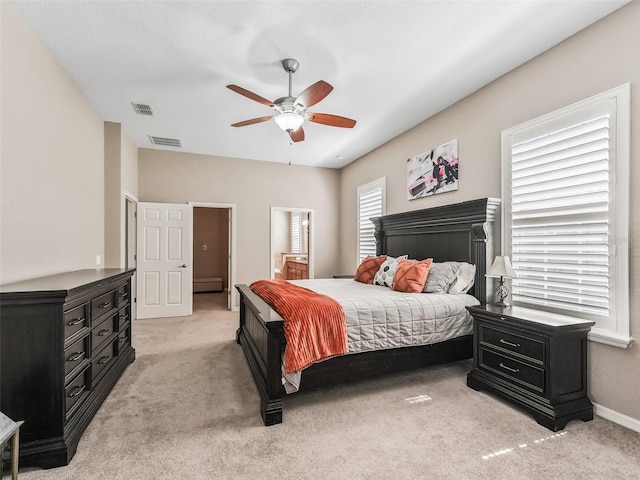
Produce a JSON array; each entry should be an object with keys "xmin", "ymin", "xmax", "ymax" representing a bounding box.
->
[
  {"xmin": 374, "ymin": 255, "xmax": 408, "ymax": 288},
  {"xmin": 447, "ymin": 262, "xmax": 476, "ymax": 294}
]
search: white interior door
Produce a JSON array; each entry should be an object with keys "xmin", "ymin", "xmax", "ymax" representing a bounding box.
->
[
  {"xmin": 228, "ymin": 208, "xmax": 232, "ymax": 310},
  {"xmin": 137, "ymin": 202, "xmax": 192, "ymax": 319},
  {"xmin": 125, "ymin": 196, "xmax": 138, "ymax": 320}
]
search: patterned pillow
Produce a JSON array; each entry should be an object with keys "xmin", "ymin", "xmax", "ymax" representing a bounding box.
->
[
  {"xmin": 392, "ymin": 259, "xmax": 433, "ymax": 293},
  {"xmin": 423, "ymin": 262, "xmax": 460, "ymax": 293},
  {"xmin": 354, "ymin": 255, "xmax": 387, "ymax": 284},
  {"xmin": 373, "ymin": 255, "xmax": 408, "ymax": 287}
]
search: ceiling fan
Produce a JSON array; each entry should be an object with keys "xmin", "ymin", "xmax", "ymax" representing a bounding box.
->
[{"xmin": 226, "ymin": 58, "xmax": 356, "ymax": 143}]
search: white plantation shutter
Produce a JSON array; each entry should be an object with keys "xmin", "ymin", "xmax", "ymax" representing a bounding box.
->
[
  {"xmin": 510, "ymin": 116, "xmax": 610, "ymax": 316},
  {"xmin": 290, "ymin": 212, "xmax": 300, "ymax": 253},
  {"xmin": 502, "ymin": 84, "xmax": 631, "ymax": 347},
  {"xmin": 357, "ymin": 178, "xmax": 386, "ymax": 263}
]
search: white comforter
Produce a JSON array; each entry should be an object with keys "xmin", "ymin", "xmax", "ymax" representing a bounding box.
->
[{"xmin": 283, "ymin": 278, "xmax": 479, "ymax": 392}]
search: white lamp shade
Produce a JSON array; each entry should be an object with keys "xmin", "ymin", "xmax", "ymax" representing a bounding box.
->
[
  {"xmin": 487, "ymin": 256, "xmax": 517, "ymax": 279},
  {"xmin": 274, "ymin": 112, "xmax": 304, "ymax": 132}
]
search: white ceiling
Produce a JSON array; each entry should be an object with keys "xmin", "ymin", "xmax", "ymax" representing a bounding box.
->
[{"xmin": 13, "ymin": 1, "xmax": 628, "ymax": 168}]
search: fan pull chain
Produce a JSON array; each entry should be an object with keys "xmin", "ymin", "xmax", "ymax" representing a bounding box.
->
[{"xmin": 288, "ymin": 140, "xmax": 292, "ymax": 166}]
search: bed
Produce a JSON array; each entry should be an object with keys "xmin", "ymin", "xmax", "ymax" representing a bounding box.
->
[{"xmin": 236, "ymin": 197, "xmax": 499, "ymax": 425}]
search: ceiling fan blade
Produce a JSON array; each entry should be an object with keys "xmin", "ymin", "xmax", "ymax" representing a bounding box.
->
[
  {"xmin": 307, "ymin": 113, "xmax": 356, "ymax": 128},
  {"xmin": 226, "ymin": 85, "xmax": 274, "ymax": 107},
  {"xmin": 295, "ymin": 81, "xmax": 333, "ymax": 108},
  {"xmin": 289, "ymin": 127, "xmax": 305, "ymax": 142},
  {"xmin": 231, "ymin": 116, "xmax": 273, "ymax": 127}
]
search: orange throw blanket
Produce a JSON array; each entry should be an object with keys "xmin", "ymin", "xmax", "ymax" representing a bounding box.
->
[{"xmin": 249, "ymin": 279, "xmax": 348, "ymax": 373}]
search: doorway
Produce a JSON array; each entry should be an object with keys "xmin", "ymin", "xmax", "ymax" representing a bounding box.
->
[
  {"xmin": 124, "ymin": 194, "xmax": 137, "ymax": 320},
  {"xmin": 270, "ymin": 207, "xmax": 314, "ymax": 280},
  {"xmin": 190, "ymin": 202, "xmax": 236, "ymax": 311}
]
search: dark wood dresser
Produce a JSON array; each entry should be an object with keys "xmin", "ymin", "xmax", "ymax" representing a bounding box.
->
[
  {"xmin": 466, "ymin": 304, "xmax": 594, "ymax": 431},
  {"xmin": 0, "ymin": 269, "xmax": 135, "ymax": 468}
]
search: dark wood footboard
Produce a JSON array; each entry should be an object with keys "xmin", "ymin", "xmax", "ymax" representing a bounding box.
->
[{"xmin": 236, "ymin": 284, "xmax": 285, "ymax": 425}]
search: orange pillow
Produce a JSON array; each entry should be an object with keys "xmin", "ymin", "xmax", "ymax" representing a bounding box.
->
[
  {"xmin": 354, "ymin": 255, "xmax": 387, "ymax": 284},
  {"xmin": 392, "ymin": 259, "xmax": 433, "ymax": 293}
]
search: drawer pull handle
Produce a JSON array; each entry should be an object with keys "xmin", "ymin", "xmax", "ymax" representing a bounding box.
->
[
  {"xmin": 499, "ymin": 338, "xmax": 521, "ymax": 348},
  {"xmin": 118, "ymin": 293, "xmax": 128, "ymax": 298},
  {"xmin": 68, "ymin": 385, "xmax": 85, "ymax": 397},
  {"xmin": 98, "ymin": 355, "xmax": 111, "ymax": 364},
  {"xmin": 99, "ymin": 302, "xmax": 111, "ymax": 309},
  {"xmin": 67, "ymin": 317, "xmax": 85, "ymax": 326},
  {"xmin": 120, "ymin": 314, "xmax": 128, "ymax": 321},
  {"xmin": 499, "ymin": 362, "xmax": 520, "ymax": 374},
  {"xmin": 119, "ymin": 336, "xmax": 129, "ymax": 344},
  {"xmin": 97, "ymin": 329, "xmax": 110, "ymax": 337},
  {"xmin": 67, "ymin": 351, "xmax": 85, "ymax": 362}
]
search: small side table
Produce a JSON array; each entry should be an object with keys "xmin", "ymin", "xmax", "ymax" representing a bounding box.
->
[
  {"xmin": 1, "ymin": 413, "xmax": 23, "ymax": 480},
  {"xmin": 466, "ymin": 304, "xmax": 595, "ymax": 431}
]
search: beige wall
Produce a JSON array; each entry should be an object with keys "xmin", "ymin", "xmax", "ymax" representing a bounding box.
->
[
  {"xmin": 340, "ymin": 2, "xmax": 640, "ymax": 423},
  {"xmin": 138, "ymin": 149, "xmax": 341, "ymax": 285},
  {"xmin": 0, "ymin": 3, "xmax": 105, "ymax": 284},
  {"xmin": 104, "ymin": 122, "xmax": 139, "ymax": 268},
  {"xmin": 193, "ymin": 207, "xmax": 229, "ymax": 288}
]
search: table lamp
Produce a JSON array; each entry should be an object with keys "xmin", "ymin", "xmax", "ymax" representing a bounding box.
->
[{"xmin": 486, "ymin": 256, "xmax": 517, "ymax": 307}]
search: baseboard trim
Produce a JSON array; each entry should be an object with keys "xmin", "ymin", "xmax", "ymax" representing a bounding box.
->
[{"xmin": 593, "ymin": 403, "xmax": 640, "ymax": 433}]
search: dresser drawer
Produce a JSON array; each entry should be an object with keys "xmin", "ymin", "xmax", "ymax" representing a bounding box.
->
[
  {"xmin": 64, "ymin": 304, "xmax": 89, "ymax": 341},
  {"xmin": 65, "ymin": 368, "xmax": 89, "ymax": 419},
  {"xmin": 117, "ymin": 325, "xmax": 131, "ymax": 355},
  {"xmin": 480, "ymin": 324, "xmax": 544, "ymax": 362},
  {"xmin": 91, "ymin": 290, "xmax": 116, "ymax": 321},
  {"xmin": 92, "ymin": 314, "xmax": 117, "ymax": 353},
  {"xmin": 92, "ymin": 342, "xmax": 115, "ymax": 384},
  {"xmin": 116, "ymin": 284, "xmax": 129, "ymax": 307},
  {"xmin": 479, "ymin": 349, "xmax": 545, "ymax": 393},
  {"xmin": 117, "ymin": 308, "xmax": 130, "ymax": 328},
  {"xmin": 64, "ymin": 335, "xmax": 89, "ymax": 379}
]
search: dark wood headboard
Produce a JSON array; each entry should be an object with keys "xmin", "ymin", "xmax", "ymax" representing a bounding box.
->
[{"xmin": 371, "ymin": 197, "xmax": 500, "ymax": 303}]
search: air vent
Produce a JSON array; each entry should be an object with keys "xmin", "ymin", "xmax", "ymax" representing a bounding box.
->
[
  {"xmin": 148, "ymin": 136, "xmax": 182, "ymax": 147},
  {"xmin": 132, "ymin": 102, "xmax": 153, "ymax": 116}
]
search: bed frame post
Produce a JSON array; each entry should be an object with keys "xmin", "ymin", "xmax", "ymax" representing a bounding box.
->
[
  {"xmin": 236, "ymin": 285, "xmax": 285, "ymax": 425},
  {"xmin": 471, "ymin": 223, "xmax": 489, "ymax": 304}
]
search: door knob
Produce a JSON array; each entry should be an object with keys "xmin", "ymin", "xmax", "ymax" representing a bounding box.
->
[{"xmin": 178, "ymin": 264, "xmax": 188, "ymax": 268}]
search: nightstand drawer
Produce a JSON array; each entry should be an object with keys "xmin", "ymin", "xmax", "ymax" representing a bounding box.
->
[
  {"xmin": 480, "ymin": 349, "xmax": 544, "ymax": 392},
  {"xmin": 480, "ymin": 324, "xmax": 544, "ymax": 362}
]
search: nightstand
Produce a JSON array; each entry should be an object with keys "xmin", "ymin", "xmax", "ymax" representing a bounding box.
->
[{"xmin": 466, "ymin": 304, "xmax": 594, "ymax": 431}]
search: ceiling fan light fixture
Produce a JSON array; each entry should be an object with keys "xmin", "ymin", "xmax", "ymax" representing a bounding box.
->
[{"xmin": 274, "ymin": 111, "xmax": 304, "ymax": 132}]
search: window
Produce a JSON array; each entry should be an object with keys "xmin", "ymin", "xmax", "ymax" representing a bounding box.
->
[
  {"xmin": 502, "ymin": 84, "xmax": 631, "ymax": 348},
  {"xmin": 290, "ymin": 212, "xmax": 300, "ymax": 253},
  {"xmin": 357, "ymin": 177, "xmax": 386, "ymax": 264}
]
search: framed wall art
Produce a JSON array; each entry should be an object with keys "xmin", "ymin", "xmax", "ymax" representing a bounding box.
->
[{"xmin": 406, "ymin": 139, "xmax": 459, "ymax": 200}]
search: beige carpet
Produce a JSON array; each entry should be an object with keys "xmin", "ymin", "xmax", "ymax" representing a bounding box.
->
[{"xmin": 21, "ymin": 292, "xmax": 640, "ymax": 480}]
